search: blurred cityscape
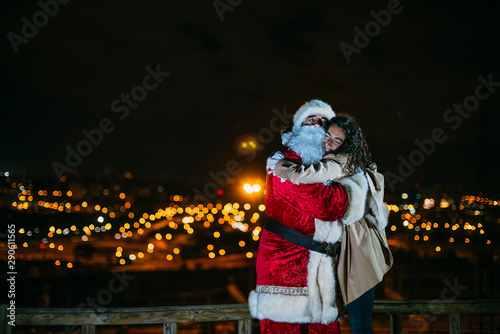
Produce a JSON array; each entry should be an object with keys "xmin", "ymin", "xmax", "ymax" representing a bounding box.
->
[{"xmin": 1, "ymin": 170, "xmax": 499, "ymax": 333}]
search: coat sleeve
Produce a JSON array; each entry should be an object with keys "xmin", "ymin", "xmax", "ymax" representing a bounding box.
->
[{"xmin": 273, "ymin": 158, "xmax": 344, "ymax": 185}]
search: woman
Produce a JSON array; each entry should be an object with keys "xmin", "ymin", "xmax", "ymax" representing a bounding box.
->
[{"xmin": 273, "ymin": 115, "xmax": 389, "ymax": 334}]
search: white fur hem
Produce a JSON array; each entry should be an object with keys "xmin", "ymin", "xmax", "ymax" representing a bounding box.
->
[
  {"xmin": 307, "ymin": 250, "xmax": 339, "ymax": 324},
  {"xmin": 311, "ymin": 219, "xmax": 342, "ymax": 324},
  {"xmin": 248, "ymin": 220, "xmax": 342, "ymax": 324},
  {"xmin": 249, "ymin": 291, "xmax": 312, "ymax": 323}
]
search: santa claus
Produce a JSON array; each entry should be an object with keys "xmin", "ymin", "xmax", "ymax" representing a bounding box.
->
[{"xmin": 248, "ymin": 99, "xmax": 367, "ymax": 333}]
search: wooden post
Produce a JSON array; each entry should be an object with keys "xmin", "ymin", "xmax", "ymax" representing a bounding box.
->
[
  {"xmin": 390, "ymin": 312, "xmax": 403, "ymax": 334},
  {"xmin": 163, "ymin": 322, "xmax": 177, "ymax": 334},
  {"xmin": 1, "ymin": 305, "xmax": 12, "ymax": 334},
  {"xmin": 449, "ymin": 312, "xmax": 461, "ymax": 334},
  {"xmin": 82, "ymin": 324, "xmax": 96, "ymax": 334},
  {"xmin": 238, "ymin": 318, "xmax": 252, "ymax": 334}
]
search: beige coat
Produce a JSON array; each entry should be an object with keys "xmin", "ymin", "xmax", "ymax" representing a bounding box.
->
[
  {"xmin": 274, "ymin": 154, "xmax": 388, "ymax": 231},
  {"xmin": 273, "ymin": 153, "xmax": 391, "ymax": 306},
  {"xmin": 274, "ymin": 153, "xmax": 348, "ymax": 184}
]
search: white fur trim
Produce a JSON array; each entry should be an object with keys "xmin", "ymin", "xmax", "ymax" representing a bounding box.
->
[
  {"xmin": 249, "ymin": 290, "xmax": 312, "ymax": 323},
  {"xmin": 310, "ymin": 219, "xmax": 342, "ymax": 324},
  {"xmin": 313, "ymin": 219, "xmax": 343, "ymax": 244},
  {"xmin": 365, "ymin": 170, "xmax": 389, "ymax": 230},
  {"xmin": 293, "ymin": 99, "xmax": 335, "ymax": 131},
  {"xmin": 339, "ymin": 172, "xmax": 368, "ymax": 225},
  {"xmin": 249, "ymin": 252, "xmax": 340, "ymax": 324},
  {"xmin": 307, "ymin": 251, "xmax": 339, "ymax": 324},
  {"xmin": 249, "ymin": 219, "xmax": 343, "ymax": 324},
  {"xmin": 367, "ymin": 196, "xmax": 389, "ymax": 230},
  {"xmin": 266, "ymin": 151, "xmax": 285, "ymax": 174},
  {"xmin": 378, "ymin": 203, "xmax": 389, "ymax": 230}
]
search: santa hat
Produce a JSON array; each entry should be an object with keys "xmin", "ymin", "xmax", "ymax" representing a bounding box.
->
[{"xmin": 292, "ymin": 99, "xmax": 336, "ymax": 131}]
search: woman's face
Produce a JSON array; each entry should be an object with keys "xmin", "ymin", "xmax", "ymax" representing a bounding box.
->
[{"xmin": 323, "ymin": 124, "xmax": 346, "ymax": 152}]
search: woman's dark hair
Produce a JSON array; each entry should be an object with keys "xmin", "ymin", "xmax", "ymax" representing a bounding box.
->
[{"xmin": 324, "ymin": 115, "xmax": 372, "ymax": 176}]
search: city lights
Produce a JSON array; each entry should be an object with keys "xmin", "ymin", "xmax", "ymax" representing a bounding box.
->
[{"xmin": 2, "ymin": 169, "xmax": 496, "ymax": 274}]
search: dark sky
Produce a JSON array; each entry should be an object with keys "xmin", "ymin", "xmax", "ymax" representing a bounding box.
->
[{"xmin": 1, "ymin": 0, "xmax": 499, "ymax": 194}]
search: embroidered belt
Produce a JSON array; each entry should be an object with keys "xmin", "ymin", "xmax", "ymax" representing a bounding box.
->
[
  {"xmin": 255, "ymin": 285, "xmax": 308, "ymax": 296},
  {"xmin": 265, "ymin": 217, "xmax": 340, "ymax": 257}
]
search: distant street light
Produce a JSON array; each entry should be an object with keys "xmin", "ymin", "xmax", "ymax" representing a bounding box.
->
[{"xmin": 243, "ymin": 183, "xmax": 262, "ymax": 194}]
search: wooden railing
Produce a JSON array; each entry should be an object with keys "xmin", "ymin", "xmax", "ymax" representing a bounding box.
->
[{"xmin": 2, "ymin": 300, "xmax": 500, "ymax": 334}]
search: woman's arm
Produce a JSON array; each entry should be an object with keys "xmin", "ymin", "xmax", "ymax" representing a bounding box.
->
[{"xmin": 274, "ymin": 153, "xmax": 346, "ymax": 184}]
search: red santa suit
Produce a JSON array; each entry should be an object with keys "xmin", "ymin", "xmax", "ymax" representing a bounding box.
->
[{"xmin": 249, "ymin": 151, "xmax": 356, "ymax": 333}]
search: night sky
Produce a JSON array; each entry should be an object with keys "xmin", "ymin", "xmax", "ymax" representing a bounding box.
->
[{"xmin": 2, "ymin": 0, "xmax": 499, "ymax": 193}]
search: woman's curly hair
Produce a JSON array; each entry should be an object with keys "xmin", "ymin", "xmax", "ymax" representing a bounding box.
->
[{"xmin": 324, "ymin": 115, "xmax": 373, "ymax": 176}]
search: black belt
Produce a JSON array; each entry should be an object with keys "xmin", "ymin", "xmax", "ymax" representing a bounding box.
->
[{"xmin": 265, "ymin": 217, "xmax": 340, "ymax": 257}]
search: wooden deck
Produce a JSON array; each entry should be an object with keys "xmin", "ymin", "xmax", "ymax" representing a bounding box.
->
[{"xmin": 2, "ymin": 299, "xmax": 500, "ymax": 334}]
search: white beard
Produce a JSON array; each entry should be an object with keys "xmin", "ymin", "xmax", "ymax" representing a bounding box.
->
[{"xmin": 286, "ymin": 125, "xmax": 325, "ymax": 165}]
